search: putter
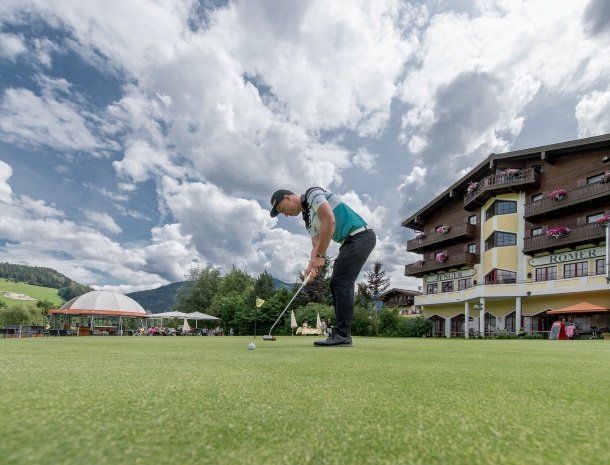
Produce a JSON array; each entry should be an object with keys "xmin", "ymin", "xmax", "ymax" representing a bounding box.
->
[{"xmin": 263, "ymin": 273, "xmax": 311, "ymax": 341}]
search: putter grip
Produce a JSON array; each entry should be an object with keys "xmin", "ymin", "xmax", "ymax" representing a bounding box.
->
[{"xmin": 304, "ymin": 272, "xmax": 312, "ymax": 285}]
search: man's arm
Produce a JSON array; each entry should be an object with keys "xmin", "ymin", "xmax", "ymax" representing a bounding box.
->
[{"xmin": 305, "ymin": 203, "xmax": 335, "ymax": 278}]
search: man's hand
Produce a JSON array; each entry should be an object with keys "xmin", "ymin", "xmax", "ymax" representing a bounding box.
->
[{"xmin": 306, "ymin": 255, "xmax": 325, "ymax": 279}]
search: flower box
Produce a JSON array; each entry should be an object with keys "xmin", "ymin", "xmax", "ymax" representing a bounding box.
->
[
  {"xmin": 415, "ymin": 232, "xmax": 427, "ymax": 241},
  {"xmin": 435, "ymin": 225, "xmax": 450, "ymax": 234},
  {"xmin": 547, "ymin": 189, "xmax": 567, "ymax": 201},
  {"xmin": 435, "ymin": 252, "xmax": 448, "ymax": 263},
  {"xmin": 466, "ymin": 181, "xmax": 478, "ymax": 193},
  {"xmin": 600, "ymin": 172, "xmax": 610, "ymax": 183},
  {"xmin": 596, "ymin": 214, "xmax": 610, "ymax": 225},
  {"xmin": 545, "ymin": 226, "xmax": 570, "ymax": 238},
  {"xmin": 501, "ymin": 168, "xmax": 520, "ymax": 176}
]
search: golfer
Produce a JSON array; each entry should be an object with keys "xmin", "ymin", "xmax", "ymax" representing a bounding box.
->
[{"xmin": 270, "ymin": 187, "xmax": 376, "ymax": 347}]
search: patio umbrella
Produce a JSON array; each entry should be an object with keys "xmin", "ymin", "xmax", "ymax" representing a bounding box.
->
[
  {"xmin": 316, "ymin": 313, "xmax": 322, "ymax": 329},
  {"xmin": 290, "ymin": 310, "xmax": 297, "ymax": 336},
  {"xmin": 182, "ymin": 318, "xmax": 191, "ymax": 332}
]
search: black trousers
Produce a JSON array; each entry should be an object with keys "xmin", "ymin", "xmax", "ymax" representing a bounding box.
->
[{"xmin": 330, "ymin": 229, "xmax": 376, "ymax": 337}]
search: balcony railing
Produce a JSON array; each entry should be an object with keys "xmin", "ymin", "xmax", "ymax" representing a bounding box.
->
[
  {"xmin": 524, "ymin": 181, "xmax": 610, "ymax": 219},
  {"xmin": 405, "ymin": 252, "xmax": 478, "ymax": 278},
  {"xmin": 464, "ymin": 168, "xmax": 539, "ymax": 211},
  {"xmin": 407, "ymin": 223, "xmax": 476, "ymax": 253},
  {"xmin": 523, "ymin": 222, "xmax": 607, "ymax": 255}
]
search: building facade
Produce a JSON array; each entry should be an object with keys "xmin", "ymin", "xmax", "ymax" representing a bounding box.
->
[
  {"xmin": 379, "ymin": 288, "xmax": 421, "ymax": 316},
  {"xmin": 402, "ymin": 134, "xmax": 610, "ymax": 338}
]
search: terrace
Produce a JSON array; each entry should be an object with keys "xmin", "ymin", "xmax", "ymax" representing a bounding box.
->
[
  {"xmin": 407, "ymin": 223, "xmax": 476, "ymax": 253},
  {"xmin": 524, "ymin": 181, "xmax": 610, "ymax": 220},
  {"xmin": 464, "ymin": 168, "xmax": 539, "ymax": 211},
  {"xmin": 523, "ymin": 222, "xmax": 607, "ymax": 255},
  {"xmin": 405, "ymin": 252, "xmax": 478, "ymax": 278}
]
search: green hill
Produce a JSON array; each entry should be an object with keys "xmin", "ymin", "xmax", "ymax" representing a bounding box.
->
[
  {"xmin": 0, "ymin": 278, "xmax": 64, "ymax": 308},
  {"xmin": 0, "ymin": 262, "xmax": 92, "ymax": 301}
]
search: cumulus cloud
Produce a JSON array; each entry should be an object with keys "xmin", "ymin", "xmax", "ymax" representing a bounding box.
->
[
  {"xmin": 575, "ymin": 88, "xmax": 610, "ymax": 137},
  {"xmin": 84, "ymin": 210, "xmax": 122, "ymax": 234},
  {"xmin": 0, "ymin": 32, "xmax": 27, "ymax": 60}
]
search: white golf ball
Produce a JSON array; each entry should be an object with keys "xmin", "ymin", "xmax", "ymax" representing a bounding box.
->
[{"xmin": 248, "ymin": 342, "xmax": 256, "ymax": 350}]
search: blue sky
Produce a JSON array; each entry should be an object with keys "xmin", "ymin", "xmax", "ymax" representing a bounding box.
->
[{"xmin": 1, "ymin": 0, "xmax": 610, "ymax": 293}]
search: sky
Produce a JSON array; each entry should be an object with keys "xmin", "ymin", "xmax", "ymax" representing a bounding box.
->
[{"xmin": 1, "ymin": 0, "xmax": 610, "ymax": 294}]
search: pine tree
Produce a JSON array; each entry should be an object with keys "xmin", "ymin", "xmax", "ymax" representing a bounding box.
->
[{"xmin": 365, "ymin": 261, "xmax": 390, "ymax": 301}]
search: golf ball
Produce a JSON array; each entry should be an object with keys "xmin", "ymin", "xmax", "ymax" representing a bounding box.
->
[{"xmin": 248, "ymin": 342, "xmax": 256, "ymax": 350}]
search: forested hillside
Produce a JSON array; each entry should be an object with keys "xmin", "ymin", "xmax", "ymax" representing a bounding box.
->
[{"xmin": 0, "ymin": 263, "xmax": 92, "ymax": 301}]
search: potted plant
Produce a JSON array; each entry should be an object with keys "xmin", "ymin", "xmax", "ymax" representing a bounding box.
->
[
  {"xmin": 501, "ymin": 168, "xmax": 520, "ymax": 176},
  {"xmin": 547, "ymin": 189, "xmax": 567, "ymax": 200},
  {"xmin": 600, "ymin": 172, "xmax": 610, "ymax": 183},
  {"xmin": 436, "ymin": 225, "xmax": 450, "ymax": 234},
  {"xmin": 435, "ymin": 252, "xmax": 448, "ymax": 263},
  {"xmin": 466, "ymin": 181, "xmax": 478, "ymax": 193},
  {"xmin": 595, "ymin": 214, "xmax": 610, "ymax": 225},
  {"xmin": 545, "ymin": 226, "xmax": 570, "ymax": 238},
  {"xmin": 415, "ymin": 232, "xmax": 426, "ymax": 241}
]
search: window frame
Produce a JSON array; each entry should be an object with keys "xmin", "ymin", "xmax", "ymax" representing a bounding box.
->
[
  {"xmin": 563, "ymin": 261, "xmax": 588, "ymax": 278},
  {"xmin": 485, "ymin": 200, "xmax": 517, "ymax": 221},
  {"xmin": 535, "ymin": 266, "xmax": 557, "ymax": 282},
  {"xmin": 485, "ymin": 231, "xmax": 517, "ymax": 251}
]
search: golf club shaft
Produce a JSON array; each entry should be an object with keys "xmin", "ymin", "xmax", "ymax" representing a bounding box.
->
[{"xmin": 267, "ymin": 274, "xmax": 310, "ymax": 336}]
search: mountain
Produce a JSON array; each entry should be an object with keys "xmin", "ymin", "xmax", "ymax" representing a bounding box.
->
[
  {"xmin": 127, "ymin": 281, "xmax": 186, "ymax": 314},
  {"xmin": 127, "ymin": 277, "xmax": 293, "ymax": 313}
]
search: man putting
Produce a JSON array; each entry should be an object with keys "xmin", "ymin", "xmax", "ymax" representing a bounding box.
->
[{"xmin": 270, "ymin": 187, "xmax": 376, "ymax": 347}]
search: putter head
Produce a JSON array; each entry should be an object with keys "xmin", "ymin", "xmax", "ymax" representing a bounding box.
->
[{"xmin": 262, "ymin": 335, "xmax": 276, "ymax": 341}]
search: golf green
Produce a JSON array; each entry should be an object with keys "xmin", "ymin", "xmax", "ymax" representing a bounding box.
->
[{"xmin": 1, "ymin": 337, "xmax": 608, "ymax": 465}]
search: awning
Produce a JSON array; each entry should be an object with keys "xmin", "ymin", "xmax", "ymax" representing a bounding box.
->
[{"xmin": 546, "ymin": 301, "xmax": 610, "ymax": 314}]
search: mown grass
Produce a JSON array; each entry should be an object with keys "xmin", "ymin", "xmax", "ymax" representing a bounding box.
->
[
  {"xmin": 0, "ymin": 278, "xmax": 63, "ymax": 307},
  {"xmin": 0, "ymin": 337, "xmax": 608, "ymax": 465}
]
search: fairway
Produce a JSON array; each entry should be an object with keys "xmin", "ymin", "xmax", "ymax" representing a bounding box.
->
[{"xmin": 1, "ymin": 337, "xmax": 608, "ymax": 465}]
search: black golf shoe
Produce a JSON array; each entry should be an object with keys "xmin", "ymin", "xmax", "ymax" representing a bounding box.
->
[{"xmin": 313, "ymin": 334, "xmax": 352, "ymax": 347}]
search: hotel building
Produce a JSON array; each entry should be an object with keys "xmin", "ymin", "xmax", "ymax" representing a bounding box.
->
[{"xmin": 402, "ymin": 134, "xmax": 610, "ymax": 338}]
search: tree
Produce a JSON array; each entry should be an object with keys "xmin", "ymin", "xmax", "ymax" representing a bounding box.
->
[
  {"xmin": 254, "ymin": 271, "xmax": 275, "ymax": 300},
  {"xmin": 365, "ymin": 261, "xmax": 390, "ymax": 301},
  {"xmin": 210, "ymin": 266, "xmax": 255, "ymax": 331},
  {"xmin": 295, "ymin": 253, "xmax": 333, "ymax": 306},
  {"xmin": 174, "ymin": 265, "xmax": 221, "ymax": 312}
]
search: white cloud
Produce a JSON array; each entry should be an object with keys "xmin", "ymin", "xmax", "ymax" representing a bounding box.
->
[
  {"xmin": 575, "ymin": 88, "xmax": 610, "ymax": 137},
  {"xmin": 0, "ymin": 32, "xmax": 27, "ymax": 60},
  {"xmin": 352, "ymin": 148, "xmax": 378, "ymax": 171},
  {"xmin": 0, "ymin": 160, "xmax": 13, "ymax": 201},
  {"xmin": 0, "ymin": 82, "xmax": 105, "ymax": 153},
  {"xmin": 84, "ymin": 210, "xmax": 122, "ymax": 234}
]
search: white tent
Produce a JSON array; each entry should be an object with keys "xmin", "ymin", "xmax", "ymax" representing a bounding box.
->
[{"xmin": 187, "ymin": 311, "xmax": 220, "ymax": 321}]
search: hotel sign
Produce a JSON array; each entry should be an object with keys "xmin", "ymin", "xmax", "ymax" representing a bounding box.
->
[
  {"xmin": 424, "ymin": 269, "xmax": 475, "ymax": 283},
  {"xmin": 529, "ymin": 246, "xmax": 605, "ymax": 267}
]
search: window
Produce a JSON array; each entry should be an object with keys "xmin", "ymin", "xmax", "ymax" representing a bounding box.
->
[
  {"xmin": 441, "ymin": 281, "xmax": 454, "ymax": 292},
  {"xmin": 485, "ymin": 231, "xmax": 517, "ymax": 250},
  {"xmin": 468, "ymin": 243, "xmax": 477, "ymax": 254},
  {"xmin": 535, "ymin": 266, "xmax": 557, "ymax": 281},
  {"xmin": 531, "ymin": 193, "xmax": 543, "ymax": 202},
  {"xmin": 595, "ymin": 258, "xmax": 606, "ymax": 275},
  {"xmin": 587, "ymin": 173, "xmax": 604, "ymax": 184},
  {"xmin": 531, "ymin": 228, "xmax": 542, "ymax": 237},
  {"xmin": 587, "ymin": 213, "xmax": 605, "ymax": 223},
  {"xmin": 485, "ymin": 200, "xmax": 517, "ymax": 221},
  {"xmin": 468, "ymin": 215, "xmax": 477, "ymax": 225},
  {"xmin": 485, "ymin": 269, "xmax": 517, "ymax": 284},
  {"xmin": 426, "ymin": 283, "xmax": 438, "ymax": 294},
  {"xmin": 457, "ymin": 278, "xmax": 472, "ymax": 290},
  {"xmin": 564, "ymin": 261, "xmax": 588, "ymax": 278}
]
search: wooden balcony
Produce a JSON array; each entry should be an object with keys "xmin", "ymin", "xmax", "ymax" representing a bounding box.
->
[
  {"xmin": 524, "ymin": 181, "xmax": 610, "ymax": 220},
  {"xmin": 407, "ymin": 223, "xmax": 476, "ymax": 253},
  {"xmin": 464, "ymin": 168, "xmax": 540, "ymax": 211},
  {"xmin": 523, "ymin": 222, "xmax": 607, "ymax": 255},
  {"xmin": 405, "ymin": 252, "xmax": 478, "ymax": 278}
]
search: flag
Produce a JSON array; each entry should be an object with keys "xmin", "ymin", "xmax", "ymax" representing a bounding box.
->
[
  {"xmin": 290, "ymin": 310, "xmax": 298, "ymax": 329},
  {"xmin": 256, "ymin": 298, "xmax": 265, "ymax": 308}
]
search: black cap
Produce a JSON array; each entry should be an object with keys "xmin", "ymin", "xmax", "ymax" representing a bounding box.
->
[{"xmin": 270, "ymin": 189, "xmax": 294, "ymax": 217}]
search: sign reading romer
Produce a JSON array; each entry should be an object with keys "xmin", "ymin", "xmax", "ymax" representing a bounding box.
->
[{"xmin": 528, "ymin": 247, "xmax": 604, "ymax": 267}]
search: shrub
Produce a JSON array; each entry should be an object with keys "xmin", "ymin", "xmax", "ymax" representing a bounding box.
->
[{"xmin": 395, "ymin": 316, "xmax": 433, "ymax": 337}]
